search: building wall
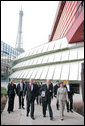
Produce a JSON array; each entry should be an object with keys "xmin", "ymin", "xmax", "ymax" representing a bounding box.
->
[
  {"xmin": 10, "ymin": 38, "xmax": 84, "ymax": 94},
  {"xmin": 1, "ymin": 41, "xmax": 20, "ymax": 81},
  {"xmin": 52, "ymin": 1, "xmax": 83, "ymax": 41}
]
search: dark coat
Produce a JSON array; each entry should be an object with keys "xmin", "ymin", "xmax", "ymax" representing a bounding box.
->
[
  {"xmin": 7, "ymin": 83, "xmax": 16, "ymax": 97},
  {"xmin": 40, "ymin": 84, "xmax": 53, "ymax": 102},
  {"xmin": 23, "ymin": 83, "xmax": 37, "ymax": 102},
  {"xmin": 36, "ymin": 84, "xmax": 41, "ymax": 96},
  {"xmin": 53, "ymin": 84, "xmax": 60, "ymax": 97},
  {"xmin": 63, "ymin": 84, "xmax": 74, "ymax": 96},
  {"xmin": 16, "ymin": 83, "xmax": 25, "ymax": 96}
]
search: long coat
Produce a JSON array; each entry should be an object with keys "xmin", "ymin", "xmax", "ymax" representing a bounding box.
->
[{"xmin": 7, "ymin": 83, "xmax": 16, "ymax": 97}]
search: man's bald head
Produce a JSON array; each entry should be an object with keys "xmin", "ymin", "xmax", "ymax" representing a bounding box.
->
[{"xmin": 46, "ymin": 79, "xmax": 51, "ymax": 85}]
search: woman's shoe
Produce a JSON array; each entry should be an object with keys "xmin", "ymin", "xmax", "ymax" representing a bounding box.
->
[{"xmin": 8, "ymin": 111, "xmax": 10, "ymax": 114}]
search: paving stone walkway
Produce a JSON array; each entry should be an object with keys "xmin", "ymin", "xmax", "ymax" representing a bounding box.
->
[{"xmin": 1, "ymin": 95, "xmax": 84, "ymax": 125}]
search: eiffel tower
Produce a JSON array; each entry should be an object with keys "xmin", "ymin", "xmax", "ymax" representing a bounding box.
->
[{"xmin": 15, "ymin": 7, "xmax": 24, "ymax": 53}]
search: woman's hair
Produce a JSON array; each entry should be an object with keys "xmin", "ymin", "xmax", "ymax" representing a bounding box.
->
[{"xmin": 10, "ymin": 79, "xmax": 14, "ymax": 85}]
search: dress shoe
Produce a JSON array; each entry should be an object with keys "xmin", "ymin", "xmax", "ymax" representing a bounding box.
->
[
  {"xmin": 67, "ymin": 110, "xmax": 69, "ymax": 112},
  {"xmin": 70, "ymin": 110, "xmax": 73, "ymax": 113},
  {"xmin": 19, "ymin": 107, "xmax": 21, "ymax": 109},
  {"xmin": 61, "ymin": 118, "xmax": 64, "ymax": 120},
  {"xmin": 22, "ymin": 106, "xmax": 25, "ymax": 109},
  {"xmin": 8, "ymin": 111, "xmax": 10, "ymax": 114},
  {"xmin": 26, "ymin": 113, "xmax": 29, "ymax": 117},
  {"xmin": 43, "ymin": 115, "xmax": 46, "ymax": 117},
  {"xmin": 31, "ymin": 116, "xmax": 35, "ymax": 120},
  {"xmin": 50, "ymin": 117, "xmax": 53, "ymax": 120}
]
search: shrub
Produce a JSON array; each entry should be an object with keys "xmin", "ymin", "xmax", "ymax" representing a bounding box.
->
[
  {"xmin": 1, "ymin": 87, "xmax": 7, "ymax": 96},
  {"xmin": 73, "ymin": 102, "xmax": 84, "ymax": 116}
]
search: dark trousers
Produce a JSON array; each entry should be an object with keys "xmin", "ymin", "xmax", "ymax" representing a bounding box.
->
[
  {"xmin": 42, "ymin": 100, "xmax": 53, "ymax": 117},
  {"xmin": 36, "ymin": 95, "xmax": 41, "ymax": 105},
  {"xmin": 27, "ymin": 100, "xmax": 35, "ymax": 117},
  {"xmin": 8, "ymin": 95, "xmax": 15, "ymax": 112},
  {"xmin": 67, "ymin": 92, "xmax": 73, "ymax": 111},
  {"xmin": 19, "ymin": 92, "xmax": 24, "ymax": 108},
  {"xmin": 56, "ymin": 101, "xmax": 59, "ymax": 110}
]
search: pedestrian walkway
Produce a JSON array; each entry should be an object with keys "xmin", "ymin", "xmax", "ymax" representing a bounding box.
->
[{"xmin": 1, "ymin": 96, "xmax": 84, "ymax": 125}]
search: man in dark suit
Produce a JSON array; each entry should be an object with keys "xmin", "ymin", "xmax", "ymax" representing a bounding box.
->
[
  {"xmin": 17, "ymin": 79, "xmax": 25, "ymax": 109},
  {"xmin": 63, "ymin": 80, "xmax": 74, "ymax": 112},
  {"xmin": 53, "ymin": 80, "xmax": 60, "ymax": 110},
  {"xmin": 23, "ymin": 79, "xmax": 37, "ymax": 120},
  {"xmin": 40, "ymin": 79, "xmax": 53, "ymax": 120}
]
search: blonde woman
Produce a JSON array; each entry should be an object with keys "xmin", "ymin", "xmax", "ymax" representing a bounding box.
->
[
  {"xmin": 57, "ymin": 82, "xmax": 69, "ymax": 120},
  {"xmin": 7, "ymin": 79, "xmax": 17, "ymax": 113}
]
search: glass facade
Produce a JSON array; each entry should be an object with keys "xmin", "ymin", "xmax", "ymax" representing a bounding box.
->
[{"xmin": 1, "ymin": 41, "xmax": 20, "ymax": 81}]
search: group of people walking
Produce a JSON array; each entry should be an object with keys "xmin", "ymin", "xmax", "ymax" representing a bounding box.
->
[{"xmin": 7, "ymin": 79, "xmax": 74, "ymax": 120}]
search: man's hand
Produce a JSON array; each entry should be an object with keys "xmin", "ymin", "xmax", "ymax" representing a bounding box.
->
[{"xmin": 67, "ymin": 100, "xmax": 69, "ymax": 103}]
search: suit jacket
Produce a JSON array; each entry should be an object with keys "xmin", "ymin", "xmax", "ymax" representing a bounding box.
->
[
  {"xmin": 53, "ymin": 84, "xmax": 60, "ymax": 97},
  {"xmin": 63, "ymin": 84, "xmax": 74, "ymax": 96},
  {"xmin": 7, "ymin": 83, "xmax": 16, "ymax": 97},
  {"xmin": 23, "ymin": 83, "xmax": 37, "ymax": 102},
  {"xmin": 36, "ymin": 84, "xmax": 41, "ymax": 96},
  {"xmin": 17, "ymin": 83, "xmax": 25, "ymax": 96},
  {"xmin": 40, "ymin": 84, "xmax": 53, "ymax": 102},
  {"xmin": 57, "ymin": 87, "xmax": 68, "ymax": 101}
]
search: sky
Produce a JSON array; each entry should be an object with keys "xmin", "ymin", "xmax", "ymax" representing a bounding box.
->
[{"xmin": 1, "ymin": 1, "xmax": 59, "ymax": 51}]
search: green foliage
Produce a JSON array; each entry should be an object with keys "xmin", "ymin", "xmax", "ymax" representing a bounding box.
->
[{"xmin": 1, "ymin": 87, "xmax": 7, "ymax": 96}]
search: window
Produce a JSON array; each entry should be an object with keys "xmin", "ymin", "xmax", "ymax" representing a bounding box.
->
[
  {"xmin": 32, "ymin": 58, "xmax": 38, "ymax": 65},
  {"xmin": 54, "ymin": 39, "xmax": 61, "ymax": 50},
  {"xmin": 19, "ymin": 70, "xmax": 27, "ymax": 78},
  {"xmin": 46, "ymin": 66, "xmax": 55, "ymax": 79},
  {"xmin": 35, "ymin": 67, "xmax": 44, "ymax": 79},
  {"xmin": 26, "ymin": 69, "xmax": 34, "ymax": 78},
  {"xmin": 42, "ymin": 55, "xmax": 49, "ymax": 64},
  {"xmin": 61, "ymin": 63, "xmax": 70, "ymax": 80},
  {"xmin": 77, "ymin": 47, "xmax": 84, "ymax": 59},
  {"xmin": 61, "ymin": 50, "xmax": 69, "ymax": 61},
  {"xmin": 36, "ymin": 57, "xmax": 43, "ymax": 64},
  {"xmin": 53, "ymin": 64, "xmax": 62, "ymax": 80},
  {"xmin": 69, "ymin": 62, "xmax": 79, "ymax": 80},
  {"xmin": 53, "ymin": 52, "xmax": 62, "ymax": 62},
  {"xmin": 30, "ymin": 68, "xmax": 38, "ymax": 78},
  {"xmin": 40, "ymin": 66, "xmax": 49, "ymax": 79},
  {"xmin": 47, "ymin": 54, "xmax": 55, "ymax": 63},
  {"xmin": 22, "ymin": 70, "xmax": 30, "ymax": 79},
  {"xmin": 69, "ymin": 48, "xmax": 78, "ymax": 60},
  {"xmin": 42, "ymin": 44, "xmax": 49, "ymax": 53},
  {"xmin": 47, "ymin": 42, "xmax": 55, "ymax": 51}
]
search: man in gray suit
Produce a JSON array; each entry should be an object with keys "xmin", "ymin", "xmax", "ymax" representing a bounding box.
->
[
  {"xmin": 23, "ymin": 79, "xmax": 37, "ymax": 120},
  {"xmin": 57, "ymin": 82, "xmax": 69, "ymax": 120}
]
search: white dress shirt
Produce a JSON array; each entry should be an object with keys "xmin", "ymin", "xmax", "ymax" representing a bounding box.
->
[{"xmin": 66, "ymin": 84, "xmax": 70, "ymax": 92}]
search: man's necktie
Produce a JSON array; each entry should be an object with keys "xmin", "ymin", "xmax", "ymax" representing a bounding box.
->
[{"xmin": 30, "ymin": 84, "xmax": 32, "ymax": 91}]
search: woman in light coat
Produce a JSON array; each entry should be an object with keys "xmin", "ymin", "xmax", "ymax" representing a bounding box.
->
[{"xmin": 57, "ymin": 82, "xmax": 69, "ymax": 120}]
